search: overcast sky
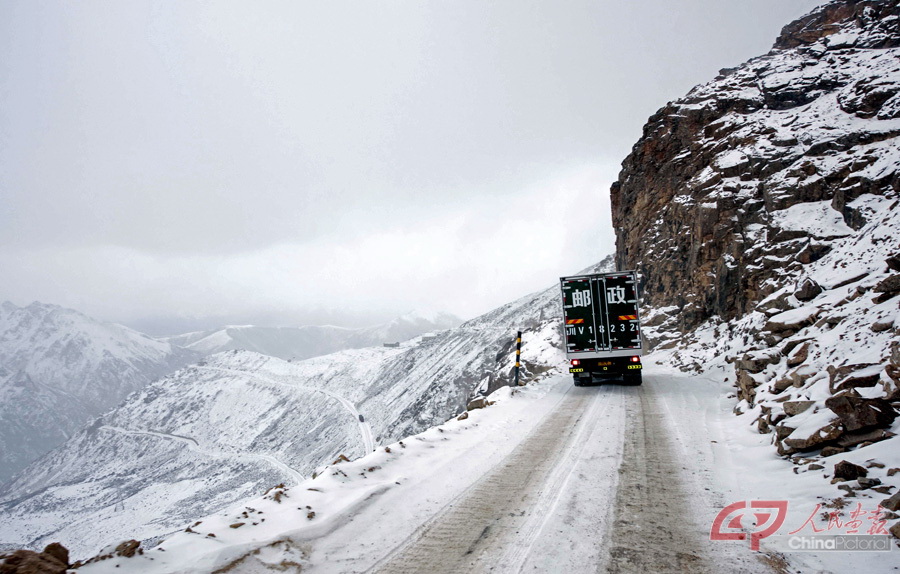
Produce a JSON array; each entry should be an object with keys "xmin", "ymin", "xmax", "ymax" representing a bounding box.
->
[{"xmin": 0, "ymin": 0, "xmax": 824, "ymax": 334}]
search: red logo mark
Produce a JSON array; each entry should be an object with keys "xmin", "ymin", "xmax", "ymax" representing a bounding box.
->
[{"xmin": 710, "ymin": 500, "xmax": 788, "ymax": 551}]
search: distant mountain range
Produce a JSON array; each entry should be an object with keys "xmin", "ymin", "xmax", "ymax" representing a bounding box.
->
[
  {"xmin": 163, "ymin": 311, "xmax": 461, "ymax": 361},
  {"xmin": 0, "ymin": 301, "xmax": 197, "ymax": 485},
  {"xmin": 0, "ymin": 303, "xmax": 460, "ymax": 488}
]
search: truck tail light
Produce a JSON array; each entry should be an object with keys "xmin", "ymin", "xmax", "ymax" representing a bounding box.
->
[
  {"xmin": 630, "ymin": 356, "xmax": 640, "ymax": 363},
  {"xmin": 571, "ymin": 359, "xmax": 581, "ymax": 366}
]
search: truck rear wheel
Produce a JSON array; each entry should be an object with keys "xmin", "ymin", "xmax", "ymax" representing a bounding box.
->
[{"xmin": 625, "ymin": 372, "xmax": 642, "ymax": 386}]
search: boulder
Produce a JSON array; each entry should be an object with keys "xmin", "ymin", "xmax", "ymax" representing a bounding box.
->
[
  {"xmin": 794, "ymin": 277, "xmax": 823, "ymax": 301},
  {"xmin": 772, "ymin": 375, "xmax": 794, "ymax": 394},
  {"xmin": 773, "ymin": 365, "xmax": 818, "ymax": 393},
  {"xmin": 775, "ymin": 422, "xmax": 797, "ymax": 442},
  {"xmin": 827, "ymin": 363, "xmax": 882, "ymax": 393},
  {"xmin": 825, "ymin": 394, "xmax": 897, "ymax": 432},
  {"xmin": 858, "ymin": 477, "xmax": 882, "ymax": 489},
  {"xmin": 887, "ymin": 255, "xmax": 900, "ymax": 272},
  {"xmin": 836, "ymin": 428, "xmax": 896, "ymax": 449},
  {"xmin": 821, "ymin": 446, "xmax": 847, "ymax": 457},
  {"xmin": 777, "ymin": 414, "xmax": 843, "ymax": 455},
  {"xmin": 466, "ymin": 397, "xmax": 487, "ymax": 411},
  {"xmin": 786, "ymin": 342, "xmax": 811, "ymax": 367},
  {"xmin": 736, "ymin": 369, "xmax": 765, "ymax": 403},
  {"xmin": 783, "ymin": 400, "xmax": 816, "ymax": 416},
  {"xmin": 871, "ymin": 318, "xmax": 894, "ymax": 332},
  {"xmin": 0, "ymin": 548, "xmax": 68, "ymax": 574},
  {"xmin": 39, "ymin": 546, "xmax": 67, "ymax": 569},
  {"xmin": 873, "ymin": 274, "xmax": 900, "ymax": 303},
  {"xmin": 834, "ymin": 460, "xmax": 868, "ymax": 481},
  {"xmin": 735, "ymin": 348, "xmax": 782, "ymax": 373},
  {"xmin": 873, "ymin": 274, "xmax": 900, "ymax": 294},
  {"xmin": 881, "ymin": 491, "xmax": 900, "ymax": 512},
  {"xmin": 114, "ymin": 540, "xmax": 140, "ymax": 558},
  {"xmin": 765, "ymin": 306, "xmax": 820, "ymax": 333}
]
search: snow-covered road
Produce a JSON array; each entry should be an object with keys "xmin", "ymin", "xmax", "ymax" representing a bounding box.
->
[
  {"xmin": 311, "ymin": 373, "xmax": 775, "ymax": 573},
  {"xmin": 79, "ymin": 363, "xmax": 898, "ymax": 574}
]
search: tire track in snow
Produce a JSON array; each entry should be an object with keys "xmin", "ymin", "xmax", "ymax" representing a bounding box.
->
[
  {"xmin": 199, "ymin": 366, "xmax": 376, "ymax": 454},
  {"xmin": 599, "ymin": 376, "xmax": 775, "ymax": 574},
  {"xmin": 598, "ymin": 384, "xmax": 710, "ymax": 573},
  {"xmin": 98, "ymin": 425, "xmax": 305, "ymax": 484},
  {"xmin": 371, "ymin": 384, "xmax": 616, "ymax": 573}
]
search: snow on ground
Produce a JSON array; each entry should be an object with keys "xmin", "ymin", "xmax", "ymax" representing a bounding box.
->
[{"xmin": 74, "ymin": 357, "xmax": 899, "ymax": 573}]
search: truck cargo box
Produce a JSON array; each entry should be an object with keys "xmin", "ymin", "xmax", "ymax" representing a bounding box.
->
[{"xmin": 560, "ymin": 270, "xmax": 643, "ymax": 385}]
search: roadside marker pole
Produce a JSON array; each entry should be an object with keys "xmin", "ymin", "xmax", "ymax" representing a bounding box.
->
[{"xmin": 513, "ymin": 331, "xmax": 522, "ymax": 387}]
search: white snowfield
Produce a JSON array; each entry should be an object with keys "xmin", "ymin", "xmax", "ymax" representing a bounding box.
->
[
  {"xmin": 199, "ymin": 365, "xmax": 377, "ymax": 455},
  {"xmin": 78, "ymin": 362, "xmax": 898, "ymax": 574}
]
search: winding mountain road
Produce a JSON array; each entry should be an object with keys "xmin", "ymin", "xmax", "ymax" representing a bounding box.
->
[
  {"xmin": 199, "ymin": 366, "xmax": 376, "ymax": 454},
  {"xmin": 99, "ymin": 425, "xmax": 306, "ymax": 484}
]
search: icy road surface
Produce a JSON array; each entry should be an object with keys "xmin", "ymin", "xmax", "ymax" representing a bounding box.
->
[
  {"xmin": 79, "ymin": 365, "xmax": 896, "ymax": 574},
  {"xmin": 304, "ymin": 373, "xmax": 771, "ymax": 573}
]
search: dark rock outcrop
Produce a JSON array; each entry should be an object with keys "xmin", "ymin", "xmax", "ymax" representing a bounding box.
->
[
  {"xmin": 0, "ymin": 544, "xmax": 69, "ymax": 574},
  {"xmin": 611, "ymin": 0, "xmax": 900, "ymax": 335},
  {"xmin": 825, "ymin": 393, "xmax": 898, "ymax": 431},
  {"xmin": 834, "ymin": 460, "xmax": 868, "ymax": 481}
]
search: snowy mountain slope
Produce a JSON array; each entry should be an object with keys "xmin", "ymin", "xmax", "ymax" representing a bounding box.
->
[
  {"xmin": 0, "ymin": 256, "xmax": 612, "ymax": 560},
  {"xmin": 163, "ymin": 311, "xmax": 461, "ymax": 361},
  {"xmin": 0, "ymin": 301, "xmax": 197, "ymax": 484}
]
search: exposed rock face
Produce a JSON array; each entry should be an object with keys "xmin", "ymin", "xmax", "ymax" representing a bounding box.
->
[
  {"xmin": 0, "ymin": 543, "xmax": 69, "ymax": 574},
  {"xmin": 825, "ymin": 393, "xmax": 898, "ymax": 431},
  {"xmin": 612, "ymin": 0, "xmax": 900, "ymax": 333}
]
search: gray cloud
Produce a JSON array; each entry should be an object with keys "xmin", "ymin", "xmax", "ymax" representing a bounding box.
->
[{"xmin": 0, "ymin": 0, "xmax": 824, "ymax": 331}]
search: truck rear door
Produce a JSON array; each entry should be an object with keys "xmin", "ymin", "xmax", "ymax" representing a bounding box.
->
[
  {"xmin": 599, "ymin": 273, "xmax": 641, "ymax": 352},
  {"xmin": 561, "ymin": 272, "xmax": 641, "ymax": 354},
  {"xmin": 561, "ymin": 276, "xmax": 607, "ymax": 353}
]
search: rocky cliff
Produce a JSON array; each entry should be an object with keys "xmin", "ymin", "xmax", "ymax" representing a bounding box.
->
[{"xmin": 612, "ymin": 0, "xmax": 900, "ymax": 335}]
